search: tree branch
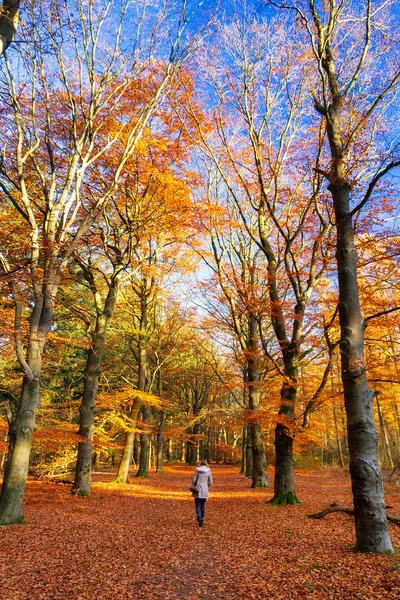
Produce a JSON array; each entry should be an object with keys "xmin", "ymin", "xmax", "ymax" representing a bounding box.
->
[
  {"xmin": 350, "ymin": 160, "xmax": 400, "ymax": 217},
  {"xmin": 365, "ymin": 306, "xmax": 400, "ymax": 322}
]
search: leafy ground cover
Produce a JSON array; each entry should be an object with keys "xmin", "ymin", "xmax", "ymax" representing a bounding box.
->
[{"xmin": 1, "ymin": 465, "xmax": 400, "ymax": 599}]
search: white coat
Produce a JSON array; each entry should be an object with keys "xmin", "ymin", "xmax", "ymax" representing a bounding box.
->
[{"xmin": 192, "ymin": 466, "xmax": 213, "ymax": 499}]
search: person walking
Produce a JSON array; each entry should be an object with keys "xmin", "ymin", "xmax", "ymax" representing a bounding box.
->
[{"xmin": 191, "ymin": 459, "xmax": 213, "ymax": 527}]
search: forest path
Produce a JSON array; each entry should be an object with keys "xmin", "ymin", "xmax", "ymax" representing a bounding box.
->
[{"xmin": 1, "ymin": 465, "xmax": 400, "ymax": 599}]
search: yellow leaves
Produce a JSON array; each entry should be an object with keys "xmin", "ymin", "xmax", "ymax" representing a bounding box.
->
[
  {"xmin": 47, "ymin": 332, "xmax": 89, "ymax": 349},
  {"xmin": 97, "ymin": 386, "xmax": 163, "ymax": 410},
  {"xmin": 107, "ymin": 413, "xmax": 143, "ymax": 434}
]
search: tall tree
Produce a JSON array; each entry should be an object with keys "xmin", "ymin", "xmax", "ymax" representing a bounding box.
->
[
  {"xmin": 114, "ymin": 175, "xmax": 194, "ymax": 482},
  {"xmin": 197, "ymin": 193, "xmax": 268, "ymax": 487},
  {"xmin": 185, "ymin": 9, "xmax": 333, "ymax": 502},
  {"xmin": 68, "ymin": 97, "xmax": 195, "ymax": 495},
  {"xmin": 265, "ymin": 0, "xmax": 400, "ymax": 551},
  {"xmin": 0, "ymin": 0, "xmax": 203, "ymax": 524}
]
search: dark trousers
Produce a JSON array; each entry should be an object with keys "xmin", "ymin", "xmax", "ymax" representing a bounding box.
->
[{"xmin": 195, "ymin": 498, "xmax": 206, "ymax": 521}]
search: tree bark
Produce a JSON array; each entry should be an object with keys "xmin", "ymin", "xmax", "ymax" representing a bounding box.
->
[
  {"xmin": 115, "ymin": 402, "xmax": 142, "ymax": 483},
  {"xmin": 71, "ymin": 326, "xmax": 104, "ymax": 495},
  {"xmin": 136, "ymin": 405, "xmax": 151, "ymax": 477},
  {"xmin": 115, "ymin": 285, "xmax": 148, "ymax": 482},
  {"xmin": 0, "ymin": 373, "xmax": 39, "ymax": 524},
  {"xmin": 115, "ymin": 430, "xmax": 135, "ymax": 483},
  {"xmin": 330, "ymin": 179, "xmax": 392, "ymax": 552},
  {"xmin": 0, "ymin": 284, "xmax": 53, "ymax": 524},
  {"xmin": 166, "ymin": 438, "xmax": 172, "ymax": 463},
  {"xmin": 71, "ymin": 269, "xmax": 121, "ymax": 495},
  {"xmin": 0, "ymin": 307, "xmax": 50, "ymax": 523},
  {"xmin": 240, "ymin": 422, "xmax": 246, "ymax": 474},
  {"xmin": 156, "ymin": 410, "xmax": 166, "ymax": 473},
  {"xmin": 376, "ymin": 393, "xmax": 394, "ymax": 468},
  {"xmin": 270, "ymin": 348, "xmax": 300, "ymax": 505},
  {"xmin": 0, "ymin": 0, "xmax": 20, "ymax": 56},
  {"xmin": 247, "ymin": 315, "xmax": 267, "ymax": 488}
]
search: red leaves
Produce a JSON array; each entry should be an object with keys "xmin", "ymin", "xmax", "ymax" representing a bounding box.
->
[{"xmin": 0, "ymin": 466, "xmax": 399, "ymax": 599}]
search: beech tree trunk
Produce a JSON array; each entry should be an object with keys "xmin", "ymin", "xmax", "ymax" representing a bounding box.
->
[
  {"xmin": 115, "ymin": 430, "xmax": 135, "ymax": 483},
  {"xmin": 0, "ymin": 303, "xmax": 50, "ymax": 524},
  {"xmin": 0, "ymin": 373, "xmax": 39, "ymax": 524},
  {"xmin": 246, "ymin": 432, "xmax": 253, "ymax": 478},
  {"xmin": 188, "ymin": 428, "xmax": 199, "ymax": 465},
  {"xmin": 248, "ymin": 315, "xmax": 267, "ymax": 488},
  {"xmin": 115, "ymin": 287, "xmax": 148, "ymax": 482},
  {"xmin": 156, "ymin": 410, "xmax": 166, "ymax": 473},
  {"xmin": 137, "ymin": 405, "xmax": 151, "ymax": 477},
  {"xmin": 115, "ymin": 403, "xmax": 143, "ymax": 483},
  {"xmin": 71, "ymin": 328, "xmax": 104, "ymax": 495},
  {"xmin": 330, "ymin": 179, "xmax": 392, "ymax": 552},
  {"xmin": 376, "ymin": 393, "xmax": 394, "ymax": 468},
  {"xmin": 166, "ymin": 438, "xmax": 172, "ymax": 463},
  {"xmin": 240, "ymin": 422, "xmax": 246, "ymax": 474},
  {"xmin": 72, "ymin": 270, "xmax": 121, "ymax": 495},
  {"xmin": 297, "ymin": 0, "xmax": 395, "ymax": 552},
  {"xmin": 258, "ymin": 221, "xmax": 303, "ymax": 502},
  {"xmin": 271, "ymin": 349, "xmax": 300, "ymax": 505}
]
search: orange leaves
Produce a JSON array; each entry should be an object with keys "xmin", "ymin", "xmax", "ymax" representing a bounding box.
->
[
  {"xmin": 97, "ymin": 386, "xmax": 163, "ymax": 411},
  {"xmin": 1, "ymin": 465, "xmax": 400, "ymax": 599},
  {"xmin": 33, "ymin": 425, "xmax": 85, "ymax": 452},
  {"xmin": 47, "ymin": 332, "xmax": 89, "ymax": 349}
]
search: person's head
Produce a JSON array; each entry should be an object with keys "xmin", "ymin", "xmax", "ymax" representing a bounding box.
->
[{"xmin": 200, "ymin": 459, "xmax": 208, "ymax": 467}]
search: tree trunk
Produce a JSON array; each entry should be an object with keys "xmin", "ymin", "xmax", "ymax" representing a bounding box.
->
[
  {"xmin": 115, "ymin": 432, "xmax": 135, "ymax": 483},
  {"xmin": 0, "ymin": 0, "xmax": 20, "ymax": 57},
  {"xmin": 137, "ymin": 405, "xmax": 151, "ymax": 478},
  {"xmin": 114, "ymin": 399, "xmax": 141, "ymax": 483},
  {"xmin": 245, "ymin": 427, "xmax": 253, "ymax": 478},
  {"xmin": 0, "ymin": 373, "xmax": 39, "ymax": 524},
  {"xmin": 271, "ymin": 349, "xmax": 300, "ymax": 505},
  {"xmin": 247, "ymin": 315, "xmax": 267, "ymax": 487},
  {"xmin": 240, "ymin": 422, "xmax": 246, "ymax": 474},
  {"xmin": 166, "ymin": 438, "xmax": 172, "ymax": 463},
  {"xmin": 156, "ymin": 410, "xmax": 166, "ymax": 473},
  {"xmin": 71, "ymin": 339, "xmax": 101, "ymax": 495},
  {"xmin": 330, "ymin": 179, "xmax": 392, "ymax": 552},
  {"xmin": 0, "ymin": 295, "xmax": 51, "ymax": 524},
  {"xmin": 115, "ymin": 285, "xmax": 148, "ymax": 482},
  {"xmin": 72, "ymin": 270, "xmax": 121, "ymax": 495},
  {"xmin": 188, "ymin": 401, "xmax": 201, "ymax": 466},
  {"xmin": 180, "ymin": 441, "xmax": 186, "ymax": 463}
]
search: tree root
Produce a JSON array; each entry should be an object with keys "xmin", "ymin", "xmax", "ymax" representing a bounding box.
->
[
  {"xmin": 307, "ymin": 503, "xmax": 400, "ymax": 526},
  {"xmin": 269, "ymin": 491, "xmax": 301, "ymax": 506}
]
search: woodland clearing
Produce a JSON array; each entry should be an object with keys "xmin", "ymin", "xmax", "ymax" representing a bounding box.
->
[{"xmin": 1, "ymin": 465, "xmax": 400, "ymax": 600}]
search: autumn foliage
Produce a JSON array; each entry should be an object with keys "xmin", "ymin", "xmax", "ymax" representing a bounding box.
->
[{"xmin": 1, "ymin": 465, "xmax": 400, "ymax": 599}]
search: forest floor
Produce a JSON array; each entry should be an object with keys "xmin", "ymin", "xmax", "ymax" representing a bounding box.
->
[{"xmin": 1, "ymin": 465, "xmax": 400, "ymax": 600}]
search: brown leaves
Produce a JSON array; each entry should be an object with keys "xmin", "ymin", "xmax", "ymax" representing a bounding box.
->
[{"xmin": 0, "ymin": 466, "xmax": 400, "ymax": 599}]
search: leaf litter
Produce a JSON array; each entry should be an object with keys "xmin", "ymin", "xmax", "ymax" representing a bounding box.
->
[{"xmin": 1, "ymin": 465, "xmax": 400, "ymax": 599}]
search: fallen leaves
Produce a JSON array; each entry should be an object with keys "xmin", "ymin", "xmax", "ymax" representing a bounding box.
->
[{"xmin": 0, "ymin": 465, "xmax": 400, "ymax": 599}]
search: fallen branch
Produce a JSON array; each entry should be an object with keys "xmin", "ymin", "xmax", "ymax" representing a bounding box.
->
[
  {"xmin": 307, "ymin": 503, "xmax": 354, "ymax": 518},
  {"xmin": 307, "ymin": 503, "xmax": 400, "ymax": 526}
]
